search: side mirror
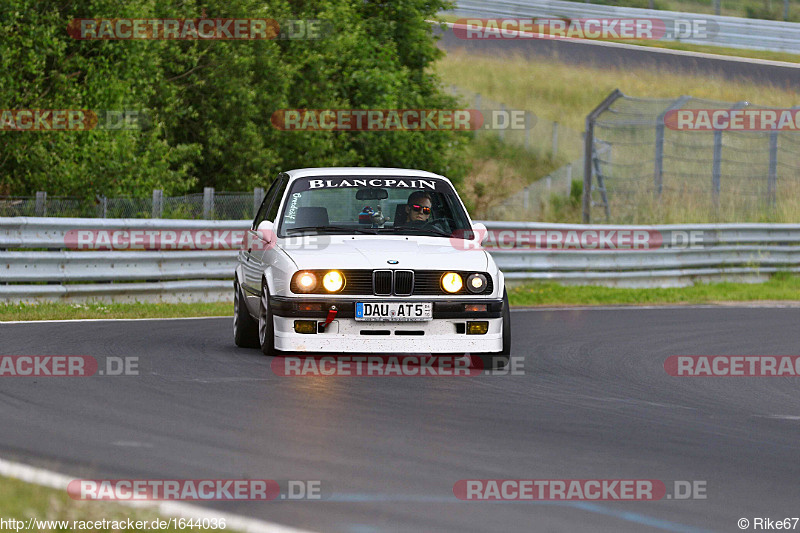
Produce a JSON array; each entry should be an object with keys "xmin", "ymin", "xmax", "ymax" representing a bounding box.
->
[
  {"xmin": 256, "ymin": 220, "xmax": 275, "ymax": 242},
  {"xmin": 471, "ymin": 222, "xmax": 488, "ymax": 244}
]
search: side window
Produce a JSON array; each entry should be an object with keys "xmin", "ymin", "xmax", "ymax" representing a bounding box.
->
[
  {"xmin": 253, "ymin": 175, "xmax": 285, "ymax": 229},
  {"xmin": 266, "ymin": 178, "xmax": 289, "ymax": 222}
]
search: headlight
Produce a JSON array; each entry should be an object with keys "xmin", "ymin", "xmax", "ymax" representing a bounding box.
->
[
  {"xmin": 466, "ymin": 273, "xmax": 487, "ymax": 294},
  {"xmin": 293, "ymin": 271, "xmax": 317, "ymax": 292},
  {"xmin": 441, "ymin": 272, "xmax": 463, "ymax": 293},
  {"xmin": 322, "ymin": 270, "xmax": 345, "ymax": 292}
]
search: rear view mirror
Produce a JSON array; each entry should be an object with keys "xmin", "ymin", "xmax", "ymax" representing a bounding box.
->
[{"xmin": 356, "ymin": 187, "xmax": 388, "ymax": 200}]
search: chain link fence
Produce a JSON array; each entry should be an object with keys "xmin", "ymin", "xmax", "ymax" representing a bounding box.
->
[
  {"xmin": 450, "ymin": 85, "xmax": 584, "ymax": 163},
  {"xmin": 585, "ymin": 92, "xmax": 800, "ymax": 223},
  {"xmin": 0, "ymin": 188, "xmax": 266, "ymax": 220}
]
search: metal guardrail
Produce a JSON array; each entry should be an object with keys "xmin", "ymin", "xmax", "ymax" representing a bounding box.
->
[
  {"xmin": 447, "ymin": 0, "xmax": 800, "ymax": 53},
  {"xmin": 2, "ymin": 217, "xmax": 800, "ymax": 302}
]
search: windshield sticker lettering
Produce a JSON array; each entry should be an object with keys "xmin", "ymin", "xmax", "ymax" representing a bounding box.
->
[
  {"xmin": 306, "ymin": 178, "xmax": 438, "ymax": 190},
  {"xmin": 286, "ymin": 192, "xmax": 301, "ymax": 220}
]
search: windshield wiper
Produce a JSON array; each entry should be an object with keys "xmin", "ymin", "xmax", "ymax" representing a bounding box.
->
[
  {"xmin": 285, "ymin": 225, "xmax": 377, "ymax": 235},
  {"xmin": 385, "ymin": 226, "xmax": 453, "ymax": 238}
]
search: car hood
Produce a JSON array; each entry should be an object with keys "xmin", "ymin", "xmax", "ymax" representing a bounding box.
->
[{"xmin": 281, "ymin": 235, "xmax": 489, "ymax": 272}]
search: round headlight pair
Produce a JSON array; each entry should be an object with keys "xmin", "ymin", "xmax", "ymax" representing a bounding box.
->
[
  {"xmin": 466, "ymin": 273, "xmax": 487, "ymax": 294},
  {"xmin": 293, "ymin": 270, "xmax": 345, "ymax": 293},
  {"xmin": 441, "ymin": 272, "xmax": 463, "ymax": 293},
  {"xmin": 440, "ymin": 272, "xmax": 487, "ymax": 294}
]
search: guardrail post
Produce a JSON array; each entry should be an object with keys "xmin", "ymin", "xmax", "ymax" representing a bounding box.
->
[
  {"xmin": 203, "ymin": 187, "xmax": 215, "ymax": 220},
  {"xmin": 655, "ymin": 95, "xmax": 691, "ymax": 199},
  {"xmin": 583, "ymin": 89, "xmax": 623, "ymax": 223},
  {"xmin": 552, "ymin": 122, "xmax": 559, "ymax": 159},
  {"xmin": 254, "ymin": 187, "xmax": 264, "ymax": 216},
  {"xmin": 768, "ymin": 131, "xmax": 778, "ymax": 207},
  {"xmin": 35, "ymin": 191, "xmax": 46, "ymax": 217},
  {"xmin": 152, "ymin": 189, "xmax": 163, "ymax": 218}
]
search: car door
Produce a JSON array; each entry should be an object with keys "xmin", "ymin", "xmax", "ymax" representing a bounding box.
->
[{"xmin": 242, "ymin": 174, "xmax": 289, "ymax": 303}]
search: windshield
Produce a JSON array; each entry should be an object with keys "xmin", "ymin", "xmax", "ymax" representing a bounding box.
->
[{"xmin": 277, "ymin": 176, "xmax": 473, "ymax": 238}]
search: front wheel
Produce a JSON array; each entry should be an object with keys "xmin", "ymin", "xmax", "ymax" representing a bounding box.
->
[
  {"xmin": 233, "ymin": 279, "xmax": 259, "ymax": 348},
  {"xmin": 475, "ymin": 287, "xmax": 511, "ymax": 370},
  {"xmin": 258, "ymin": 283, "xmax": 278, "ymax": 357}
]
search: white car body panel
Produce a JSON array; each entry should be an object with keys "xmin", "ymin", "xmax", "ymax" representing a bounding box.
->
[{"xmin": 236, "ymin": 167, "xmax": 507, "ymax": 355}]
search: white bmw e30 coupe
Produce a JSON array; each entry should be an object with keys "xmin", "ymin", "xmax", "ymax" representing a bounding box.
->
[{"xmin": 233, "ymin": 167, "xmax": 510, "ymax": 369}]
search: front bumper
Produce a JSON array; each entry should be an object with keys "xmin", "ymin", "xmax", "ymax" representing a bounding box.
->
[{"xmin": 269, "ymin": 296, "xmax": 504, "ymax": 353}]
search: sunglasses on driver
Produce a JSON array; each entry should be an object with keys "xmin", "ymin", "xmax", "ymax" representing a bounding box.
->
[{"xmin": 409, "ymin": 204, "xmax": 431, "ymax": 214}]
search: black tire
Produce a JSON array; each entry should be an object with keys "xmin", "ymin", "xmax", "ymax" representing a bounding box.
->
[
  {"xmin": 258, "ymin": 281, "xmax": 278, "ymax": 357},
  {"xmin": 233, "ymin": 279, "xmax": 260, "ymax": 348},
  {"xmin": 475, "ymin": 287, "xmax": 511, "ymax": 370}
]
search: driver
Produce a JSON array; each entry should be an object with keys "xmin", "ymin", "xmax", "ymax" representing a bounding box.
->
[{"xmin": 404, "ymin": 191, "xmax": 432, "ymax": 225}]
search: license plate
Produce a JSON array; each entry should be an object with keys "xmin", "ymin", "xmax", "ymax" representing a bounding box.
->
[{"xmin": 355, "ymin": 302, "xmax": 432, "ymax": 321}]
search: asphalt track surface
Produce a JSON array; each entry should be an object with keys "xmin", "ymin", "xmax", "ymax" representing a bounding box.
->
[
  {"xmin": 436, "ymin": 27, "xmax": 800, "ymax": 87},
  {"xmin": 2, "ymin": 307, "xmax": 800, "ymax": 532}
]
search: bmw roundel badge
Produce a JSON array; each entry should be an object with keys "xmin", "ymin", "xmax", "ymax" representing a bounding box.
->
[{"xmin": 387, "ymin": 260, "xmax": 399, "ymax": 264}]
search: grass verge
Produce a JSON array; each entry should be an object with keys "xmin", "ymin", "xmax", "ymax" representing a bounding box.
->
[
  {"xmin": 0, "ymin": 301, "xmax": 232, "ymax": 322},
  {"xmin": 508, "ymin": 272, "xmax": 800, "ymax": 305},
  {"xmin": 1, "ymin": 274, "xmax": 799, "ymax": 322},
  {"xmin": 437, "ymin": 48, "xmax": 800, "ymax": 133},
  {"xmin": 0, "ymin": 475, "xmax": 212, "ymax": 533}
]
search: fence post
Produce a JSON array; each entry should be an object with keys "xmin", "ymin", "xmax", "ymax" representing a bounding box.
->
[
  {"xmin": 203, "ymin": 187, "xmax": 215, "ymax": 219},
  {"xmin": 474, "ymin": 94, "xmax": 481, "ymax": 139},
  {"xmin": 498, "ymin": 103, "xmax": 506, "ymax": 142},
  {"xmin": 655, "ymin": 96, "xmax": 691, "ymax": 199},
  {"xmin": 98, "ymin": 195, "xmax": 108, "ymax": 218},
  {"xmin": 35, "ymin": 191, "xmax": 46, "ymax": 217},
  {"xmin": 525, "ymin": 112, "xmax": 532, "ymax": 151},
  {"xmin": 152, "ymin": 189, "xmax": 163, "ymax": 218},
  {"xmin": 712, "ymin": 101, "xmax": 748, "ymax": 210},
  {"xmin": 768, "ymin": 131, "xmax": 778, "ymax": 206},
  {"xmin": 551, "ymin": 122, "xmax": 559, "ymax": 159},
  {"xmin": 711, "ymin": 130, "xmax": 722, "ymax": 209},
  {"xmin": 566, "ymin": 163, "xmax": 572, "ymax": 195},
  {"xmin": 583, "ymin": 89, "xmax": 623, "ymax": 223},
  {"xmin": 714, "ymin": 0, "xmax": 720, "ymax": 15},
  {"xmin": 254, "ymin": 187, "xmax": 264, "ymax": 216}
]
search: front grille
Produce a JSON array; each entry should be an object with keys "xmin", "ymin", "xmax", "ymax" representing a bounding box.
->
[
  {"xmin": 373, "ymin": 270, "xmax": 392, "ymax": 296},
  {"xmin": 291, "ymin": 269, "xmax": 492, "ymax": 295},
  {"xmin": 393, "ymin": 270, "xmax": 414, "ymax": 296}
]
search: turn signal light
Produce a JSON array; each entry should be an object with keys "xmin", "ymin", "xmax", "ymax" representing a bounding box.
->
[{"xmin": 465, "ymin": 304, "xmax": 487, "ymax": 312}]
